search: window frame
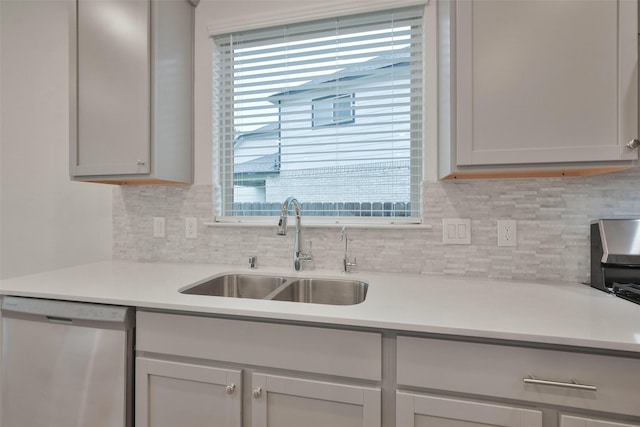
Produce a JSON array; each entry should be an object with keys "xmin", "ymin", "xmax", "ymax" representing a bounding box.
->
[
  {"xmin": 312, "ymin": 94, "xmax": 356, "ymax": 128},
  {"xmin": 207, "ymin": 0, "xmax": 435, "ymax": 227}
]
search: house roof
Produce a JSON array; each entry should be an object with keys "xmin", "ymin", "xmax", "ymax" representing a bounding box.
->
[
  {"xmin": 234, "ymin": 152, "xmax": 280, "ymax": 176},
  {"xmin": 234, "ymin": 122, "xmax": 280, "ymax": 143},
  {"xmin": 266, "ymin": 49, "xmax": 410, "ymax": 103}
]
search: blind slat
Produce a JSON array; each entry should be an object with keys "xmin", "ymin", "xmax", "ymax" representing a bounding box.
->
[{"xmin": 229, "ymin": 27, "xmax": 420, "ymax": 56}]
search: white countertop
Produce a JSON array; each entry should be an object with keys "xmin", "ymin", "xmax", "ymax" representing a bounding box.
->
[{"xmin": 1, "ymin": 260, "xmax": 639, "ymax": 353}]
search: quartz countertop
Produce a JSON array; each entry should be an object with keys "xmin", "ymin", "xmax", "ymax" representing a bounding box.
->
[{"xmin": 1, "ymin": 260, "xmax": 639, "ymax": 353}]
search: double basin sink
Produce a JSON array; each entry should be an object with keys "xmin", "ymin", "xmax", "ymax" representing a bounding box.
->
[{"xmin": 180, "ymin": 273, "xmax": 368, "ymax": 306}]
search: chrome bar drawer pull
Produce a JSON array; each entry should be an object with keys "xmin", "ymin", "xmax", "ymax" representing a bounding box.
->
[{"xmin": 523, "ymin": 374, "xmax": 597, "ymax": 391}]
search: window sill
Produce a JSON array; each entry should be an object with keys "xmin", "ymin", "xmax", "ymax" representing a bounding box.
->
[{"xmin": 205, "ymin": 217, "xmax": 432, "ymax": 230}]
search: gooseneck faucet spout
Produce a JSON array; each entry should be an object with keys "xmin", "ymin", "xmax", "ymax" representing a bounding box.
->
[{"xmin": 277, "ymin": 197, "xmax": 313, "ymax": 271}]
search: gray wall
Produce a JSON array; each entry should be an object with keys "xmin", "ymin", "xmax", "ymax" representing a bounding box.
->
[{"xmin": 0, "ymin": 0, "xmax": 113, "ymax": 279}]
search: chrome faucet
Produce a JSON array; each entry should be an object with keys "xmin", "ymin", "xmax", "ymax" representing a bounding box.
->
[
  {"xmin": 277, "ymin": 197, "xmax": 313, "ymax": 271},
  {"xmin": 341, "ymin": 226, "xmax": 357, "ymax": 272}
]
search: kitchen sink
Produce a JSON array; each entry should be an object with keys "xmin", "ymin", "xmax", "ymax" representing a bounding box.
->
[
  {"xmin": 271, "ymin": 278, "xmax": 368, "ymax": 305},
  {"xmin": 180, "ymin": 274, "xmax": 368, "ymax": 305},
  {"xmin": 180, "ymin": 274, "xmax": 287, "ymax": 299}
]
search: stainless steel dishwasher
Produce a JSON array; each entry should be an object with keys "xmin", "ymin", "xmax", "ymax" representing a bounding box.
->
[{"xmin": 1, "ymin": 296, "xmax": 134, "ymax": 427}]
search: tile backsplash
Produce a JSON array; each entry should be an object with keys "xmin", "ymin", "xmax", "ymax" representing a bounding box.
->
[{"xmin": 113, "ymin": 167, "xmax": 640, "ymax": 283}]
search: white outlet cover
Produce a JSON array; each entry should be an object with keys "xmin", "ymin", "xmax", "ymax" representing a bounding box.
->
[
  {"xmin": 497, "ymin": 220, "xmax": 517, "ymax": 247},
  {"xmin": 185, "ymin": 217, "xmax": 198, "ymax": 239}
]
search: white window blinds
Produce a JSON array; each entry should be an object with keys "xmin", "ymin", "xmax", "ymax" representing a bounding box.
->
[{"xmin": 213, "ymin": 6, "xmax": 424, "ymax": 221}]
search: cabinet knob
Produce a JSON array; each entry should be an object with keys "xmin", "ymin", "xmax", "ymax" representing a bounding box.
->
[
  {"xmin": 225, "ymin": 384, "xmax": 236, "ymax": 395},
  {"xmin": 136, "ymin": 160, "xmax": 146, "ymax": 166},
  {"xmin": 626, "ymin": 139, "xmax": 640, "ymax": 149},
  {"xmin": 252, "ymin": 387, "xmax": 262, "ymax": 398}
]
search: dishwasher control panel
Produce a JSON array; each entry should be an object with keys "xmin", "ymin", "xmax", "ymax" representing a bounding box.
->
[{"xmin": 1, "ymin": 296, "xmax": 131, "ymax": 323}]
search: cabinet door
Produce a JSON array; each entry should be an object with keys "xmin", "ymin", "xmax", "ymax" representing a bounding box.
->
[
  {"xmin": 72, "ymin": 0, "xmax": 151, "ymax": 176},
  {"xmin": 561, "ymin": 415, "xmax": 640, "ymax": 427},
  {"xmin": 251, "ymin": 373, "xmax": 381, "ymax": 427},
  {"xmin": 397, "ymin": 392, "xmax": 542, "ymax": 427},
  {"xmin": 456, "ymin": 0, "xmax": 638, "ymax": 166},
  {"xmin": 136, "ymin": 358, "xmax": 242, "ymax": 427}
]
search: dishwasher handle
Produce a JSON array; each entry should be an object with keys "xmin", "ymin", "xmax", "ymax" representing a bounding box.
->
[
  {"xmin": 46, "ymin": 316, "xmax": 74, "ymax": 324},
  {"xmin": 1, "ymin": 296, "xmax": 134, "ymax": 330}
]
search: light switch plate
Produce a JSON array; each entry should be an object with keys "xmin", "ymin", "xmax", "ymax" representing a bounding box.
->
[{"xmin": 442, "ymin": 218, "xmax": 471, "ymax": 245}]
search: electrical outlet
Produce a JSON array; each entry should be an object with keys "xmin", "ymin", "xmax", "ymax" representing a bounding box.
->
[
  {"xmin": 497, "ymin": 220, "xmax": 517, "ymax": 247},
  {"xmin": 153, "ymin": 217, "xmax": 165, "ymax": 238},
  {"xmin": 442, "ymin": 218, "xmax": 471, "ymax": 245},
  {"xmin": 185, "ymin": 217, "xmax": 198, "ymax": 239}
]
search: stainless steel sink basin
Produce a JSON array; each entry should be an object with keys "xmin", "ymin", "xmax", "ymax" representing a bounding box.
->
[
  {"xmin": 180, "ymin": 273, "xmax": 368, "ymax": 305},
  {"xmin": 271, "ymin": 278, "xmax": 368, "ymax": 305},
  {"xmin": 180, "ymin": 274, "xmax": 287, "ymax": 299}
]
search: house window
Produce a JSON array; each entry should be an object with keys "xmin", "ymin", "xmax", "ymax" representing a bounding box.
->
[
  {"xmin": 213, "ymin": 6, "xmax": 424, "ymax": 221},
  {"xmin": 312, "ymin": 94, "xmax": 355, "ymax": 128}
]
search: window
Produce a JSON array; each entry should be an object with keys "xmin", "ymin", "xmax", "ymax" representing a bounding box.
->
[
  {"xmin": 312, "ymin": 94, "xmax": 355, "ymax": 128},
  {"xmin": 213, "ymin": 6, "xmax": 424, "ymax": 221}
]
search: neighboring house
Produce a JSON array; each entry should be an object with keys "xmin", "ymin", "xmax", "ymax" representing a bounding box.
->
[{"xmin": 232, "ymin": 49, "xmax": 415, "ymax": 210}]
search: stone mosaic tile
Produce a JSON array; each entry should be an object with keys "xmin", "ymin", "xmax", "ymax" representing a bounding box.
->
[{"xmin": 112, "ymin": 167, "xmax": 640, "ymax": 283}]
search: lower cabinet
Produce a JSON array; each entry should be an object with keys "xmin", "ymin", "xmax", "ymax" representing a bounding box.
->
[
  {"xmin": 135, "ymin": 358, "xmax": 242, "ymax": 427},
  {"xmin": 396, "ymin": 392, "xmax": 542, "ymax": 427},
  {"xmin": 135, "ymin": 358, "xmax": 381, "ymax": 427},
  {"xmin": 396, "ymin": 336, "xmax": 640, "ymax": 427},
  {"xmin": 135, "ymin": 311, "xmax": 640, "ymax": 427},
  {"xmin": 135, "ymin": 310, "xmax": 383, "ymax": 427}
]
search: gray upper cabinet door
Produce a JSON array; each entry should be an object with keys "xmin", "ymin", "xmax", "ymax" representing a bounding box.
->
[
  {"xmin": 70, "ymin": 0, "xmax": 194, "ymax": 184},
  {"xmin": 74, "ymin": 0, "xmax": 150, "ymax": 176},
  {"xmin": 455, "ymin": 0, "xmax": 638, "ymax": 167}
]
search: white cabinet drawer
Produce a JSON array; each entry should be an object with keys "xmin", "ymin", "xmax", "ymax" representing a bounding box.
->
[
  {"xmin": 137, "ymin": 311, "xmax": 381, "ymax": 381},
  {"xmin": 397, "ymin": 336, "xmax": 640, "ymax": 417}
]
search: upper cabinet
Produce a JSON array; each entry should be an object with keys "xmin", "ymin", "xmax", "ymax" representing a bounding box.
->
[
  {"xmin": 70, "ymin": 0, "xmax": 196, "ymax": 185},
  {"xmin": 440, "ymin": 0, "xmax": 638, "ymax": 179}
]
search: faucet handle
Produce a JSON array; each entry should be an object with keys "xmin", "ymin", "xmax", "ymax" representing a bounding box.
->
[{"xmin": 344, "ymin": 257, "xmax": 357, "ymax": 272}]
